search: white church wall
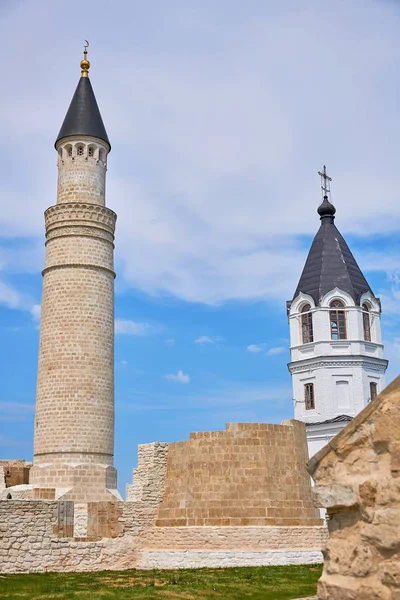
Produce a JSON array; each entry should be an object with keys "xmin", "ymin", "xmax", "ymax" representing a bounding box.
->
[{"xmin": 289, "ymin": 282, "xmax": 387, "ymax": 431}]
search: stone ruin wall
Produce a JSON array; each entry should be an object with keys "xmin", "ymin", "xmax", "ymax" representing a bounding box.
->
[
  {"xmin": 0, "ymin": 420, "xmax": 327, "ymax": 573},
  {"xmin": 0, "ymin": 500, "xmax": 136, "ymax": 573},
  {"xmin": 154, "ymin": 421, "xmax": 321, "ymax": 527},
  {"xmin": 0, "ymin": 460, "xmax": 31, "ymax": 489},
  {"xmin": 0, "ymin": 499, "xmax": 326, "ymax": 573},
  {"xmin": 309, "ymin": 376, "xmax": 400, "ymax": 600}
]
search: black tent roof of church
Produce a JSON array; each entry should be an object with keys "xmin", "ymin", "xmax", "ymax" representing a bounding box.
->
[
  {"xmin": 304, "ymin": 414, "xmax": 353, "ymax": 427},
  {"xmin": 291, "ymin": 196, "xmax": 373, "ymax": 306},
  {"xmin": 55, "ymin": 76, "xmax": 110, "ymax": 149}
]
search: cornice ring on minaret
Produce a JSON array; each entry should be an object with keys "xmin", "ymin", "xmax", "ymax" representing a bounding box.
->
[
  {"xmin": 45, "ymin": 203, "xmax": 117, "ymax": 234},
  {"xmin": 42, "ymin": 263, "xmax": 116, "ymax": 279}
]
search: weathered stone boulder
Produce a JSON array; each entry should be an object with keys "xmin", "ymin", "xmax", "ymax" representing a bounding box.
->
[{"xmin": 308, "ymin": 376, "xmax": 400, "ymax": 599}]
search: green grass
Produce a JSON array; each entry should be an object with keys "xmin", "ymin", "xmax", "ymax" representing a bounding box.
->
[{"xmin": 0, "ymin": 564, "xmax": 321, "ymax": 599}]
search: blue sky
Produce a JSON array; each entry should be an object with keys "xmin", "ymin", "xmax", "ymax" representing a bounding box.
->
[{"xmin": 1, "ymin": 0, "xmax": 400, "ymax": 494}]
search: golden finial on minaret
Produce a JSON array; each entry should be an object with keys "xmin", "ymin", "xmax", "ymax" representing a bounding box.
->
[{"xmin": 80, "ymin": 40, "xmax": 90, "ymax": 77}]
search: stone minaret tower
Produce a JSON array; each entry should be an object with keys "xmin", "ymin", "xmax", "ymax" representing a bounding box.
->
[
  {"xmin": 287, "ymin": 167, "xmax": 388, "ymax": 458},
  {"xmin": 29, "ymin": 49, "xmax": 120, "ymax": 501}
]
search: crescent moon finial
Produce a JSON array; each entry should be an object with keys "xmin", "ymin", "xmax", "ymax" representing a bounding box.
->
[{"xmin": 81, "ymin": 41, "xmax": 91, "ymax": 78}]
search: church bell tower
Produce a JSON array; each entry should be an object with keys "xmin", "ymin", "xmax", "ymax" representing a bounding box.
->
[
  {"xmin": 29, "ymin": 47, "xmax": 120, "ymax": 501},
  {"xmin": 287, "ymin": 167, "xmax": 388, "ymax": 458}
]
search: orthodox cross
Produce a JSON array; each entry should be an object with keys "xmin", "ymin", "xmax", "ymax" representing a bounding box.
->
[{"xmin": 318, "ymin": 165, "xmax": 332, "ymax": 200}]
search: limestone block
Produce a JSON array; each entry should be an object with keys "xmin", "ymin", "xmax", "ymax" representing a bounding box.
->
[
  {"xmin": 334, "ymin": 422, "xmax": 372, "ymax": 460},
  {"xmin": 390, "ymin": 442, "xmax": 400, "ymax": 476},
  {"xmin": 380, "ymin": 560, "xmax": 400, "ymax": 588},
  {"xmin": 136, "ymin": 549, "xmax": 323, "ymax": 569},
  {"xmin": 358, "ymin": 479, "xmax": 378, "ymax": 506},
  {"xmin": 357, "ymin": 585, "xmax": 391, "ymax": 600},
  {"xmin": 361, "ymin": 524, "xmax": 400, "ymax": 552},
  {"xmin": 317, "ymin": 579, "xmax": 358, "ymax": 600},
  {"xmin": 373, "ymin": 412, "xmax": 400, "ymax": 450},
  {"xmin": 312, "ymin": 485, "xmax": 357, "ymax": 509},
  {"xmin": 376, "ymin": 477, "xmax": 400, "ymax": 505},
  {"xmin": 318, "ymin": 578, "xmax": 391, "ymax": 600},
  {"xmin": 324, "ymin": 540, "xmax": 374, "ymax": 577},
  {"xmin": 0, "ymin": 466, "xmax": 5, "ymax": 491},
  {"xmin": 373, "ymin": 507, "xmax": 400, "ymax": 527}
]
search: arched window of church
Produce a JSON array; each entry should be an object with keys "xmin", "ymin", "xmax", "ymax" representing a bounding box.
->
[
  {"xmin": 329, "ymin": 300, "xmax": 347, "ymax": 340},
  {"xmin": 99, "ymin": 148, "xmax": 106, "ymax": 163},
  {"xmin": 65, "ymin": 144, "xmax": 72, "ymax": 157},
  {"xmin": 362, "ymin": 303, "xmax": 371, "ymax": 342},
  {"xmin": 301, "ymin": 304, "xmax": 313, "ymax": 344},
  {"xmin": 369, "ymin": 381, "xmax": 378, "ymax": 401},
  {"xmin": 304, "ymin": 383, "xmax": 315, "ymax": 410},
  {"xmin": 76, "ymin": 144, "xmax": 84, "ymax": 156},
  {"xmin": 88, "ymin": 145, "xmax": 95, "ymax": 158}
]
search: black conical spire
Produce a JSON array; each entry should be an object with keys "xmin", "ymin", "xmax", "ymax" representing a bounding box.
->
[
  {"xmin": 55, "ymin": 46, "xmax": 110, "ymax": 149},
  {"xmin": 291, "ymin": 168, "xmax": 373, "ymax": 306}
]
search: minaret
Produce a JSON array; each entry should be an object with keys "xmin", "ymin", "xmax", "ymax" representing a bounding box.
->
[
  {"xmin": 287, "ymin": 167, "xmax": 388, "ymax": 458},
  {"xmin": 29, "ymin": 47, "xmax": 120, "ymax": 501}
]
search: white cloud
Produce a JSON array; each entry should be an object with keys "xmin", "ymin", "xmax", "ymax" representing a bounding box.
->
[
  {"xmin": 247, "ymin": 344, "xmax": 264, "ymax": 353},
  {"xmin": 0, "ymin": 279, "xmax": 40, "ymax": 324},
  {"xmin": 115, "ymin": 319, "xmax": 152, "ymax": 336},
  {"xmin": 0, "ymin": 401, "xmax": 35, "ymax": 423},
  {"xmin": 164, "ymin": 370, "xmax": 190, "ymax": 384},
  {"xmin": 119, "ymin": 380, "xmax": 292, "ymax": 412},
  {"xmin": 0, "ymin": 435, "xmax": 29, "ymax": 447},
  {"xmin": 165, "ymin": 338, "xmax": 175, "ymax": 346},
  {"xmin": 247, "ymin": 344, "xmax": 286, "ymax": 355},
  {"xmin": 267, "ymin": 347, "xmax": 286, "ymax": 356},
  {"xmin": 0, "ymin": 402, "xmax": 35, "ymax": 413},
  {"xmin": 0, "ymin": 2, "xmax": 400, "ymax": 304},
  {"xmin": 30, "ymin": 304, "xmax": 41, "ymax": 322},
  {"xmin": 0, "ymin": 280, "xmax": 22, "ymax": 310},
  {"xmin": 382, "ymin": 337, "xmax": 400, "ymax": 385},
  {"xmin": 194, "ymin": 335, "xmax": 222, "ymax": 345}
]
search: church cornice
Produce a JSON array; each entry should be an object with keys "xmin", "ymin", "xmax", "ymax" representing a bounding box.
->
[
  {"xmin": 290, "ymin": 339, "xmax": 384, "ymax": 351},
  {"xmin": 288, "ymin": 355, "xmax": 388, "ymax": 374}
]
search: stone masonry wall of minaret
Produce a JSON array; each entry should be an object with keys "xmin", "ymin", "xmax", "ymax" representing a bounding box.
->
[{"xmin": 29, "ymin": 136, "xmax": 119, "ymax": 502}]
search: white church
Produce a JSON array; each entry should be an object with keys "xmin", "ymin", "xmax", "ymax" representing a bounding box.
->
[{"xmin": 287, "ymin": 167, "xmax": 388, "ymax": 458}]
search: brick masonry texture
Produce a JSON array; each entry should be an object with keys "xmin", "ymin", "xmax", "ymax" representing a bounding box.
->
[
  {"xmin": 155, "ymin": 421, "xmax": 322, "ymax": 527},
  {"xmin": 0, "ymin": 460, "xmax": 31, "ymax": 488},
  {"xmin": 56, "ymin": 137, "xmax": 108, "ymax": 206},
  {"xmin": 30, "ymin": 134, "xmax": 119, "ymax": 502},
  {"xmin": 0, "ymin": 418, "xmax": 327, "ymax": 573},
  {"xmin": 0, "ymin": 500, "xmax": 326, "ymax": 573},
  {"xmin": 136, "ymin": 549, "xmax": 324, "ymax": 569},
  {"xmin": 309, "ymin": 376, "xmax": 400, "ymax": 600}
]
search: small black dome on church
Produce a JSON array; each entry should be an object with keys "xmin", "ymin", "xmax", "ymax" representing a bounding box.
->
[{"xmin": 317, "ymin": 195, "xmax": 336, "ymax": 218}]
